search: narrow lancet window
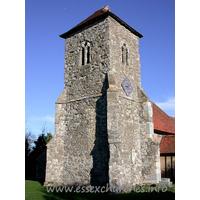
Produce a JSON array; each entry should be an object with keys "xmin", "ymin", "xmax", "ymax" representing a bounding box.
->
[
  {"xmin": 87, "ymin": 46, "xmax": 90, "ymax": 64},
  {"xmin": 82, "ymin": 47, "xmax": 85, "ymax": 65},
  {"xmin": 122, "ymin": 46, "xmax": 125, "ymax": 64},
  {"xmin": 126, "ymin": 48, "xmax": 129, "ymax": 66},
  {"xmin": 122, "ymin": 44, "xmax": 128, "ymax": 65}
]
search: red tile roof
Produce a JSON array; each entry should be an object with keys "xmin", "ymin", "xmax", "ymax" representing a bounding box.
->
[
  {"xmin": 74, "ymin": 5, "xmax": 111, "ymax": 29},
  {"xmin": 59, "ymin": 5, "xmax": 143, "ymax": 39},
  {"xmin": 152, "ymin": 102, "xmax": 175, "ymax": 134},
  {"xmin": 160, "ymin": 134, "xmax": 175, "ymax": 154},
  {"xmin": 152, "ymin": 102, "xmax": 175, "ymax": 154}
]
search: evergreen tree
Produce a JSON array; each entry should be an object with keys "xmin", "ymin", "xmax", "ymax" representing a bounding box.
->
[
  {"xmin": 45, "ymin": 133, "xmax": 53, "ymax": 144},
  {"xmin": 31, "ymin": 133, "xmax": 47, "ymax": 158}
]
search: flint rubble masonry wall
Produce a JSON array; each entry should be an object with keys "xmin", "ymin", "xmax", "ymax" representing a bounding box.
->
[{"xmin": 44, "ymin": 13, "xmax": 161, "ymax": 189}]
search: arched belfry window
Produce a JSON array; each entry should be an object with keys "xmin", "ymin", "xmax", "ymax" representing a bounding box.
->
[
  {"xmin": 81, "ymin": 41, "xmax": 91, "ymax": 65},
  {"xmin": 122, "ymin": 44, "xmax": 128, "ymax": 66}
]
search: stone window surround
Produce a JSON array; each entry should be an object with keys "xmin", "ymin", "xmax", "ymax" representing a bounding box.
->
[
  {"xmin": 81, "ymin": 41, "xmax": 91, "ymax": 65},
  {"xmin": 122, "ymin": 43, "xmax": 129, "ymax": 66}
]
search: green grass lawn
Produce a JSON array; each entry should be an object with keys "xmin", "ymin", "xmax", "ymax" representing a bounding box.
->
[{"xmin": 25, "ymin": 180, "xmax": 175, "ymax": 200}]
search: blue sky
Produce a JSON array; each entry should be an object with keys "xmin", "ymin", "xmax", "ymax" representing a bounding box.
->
[{"xmin": 25, "ymin": 0, "xmax": 175, "ymax": 136}]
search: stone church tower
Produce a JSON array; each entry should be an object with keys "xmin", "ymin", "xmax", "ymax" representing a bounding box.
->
[{"xmin": 44, "ymin": 6, "xmax": 161, "ymax": 190}]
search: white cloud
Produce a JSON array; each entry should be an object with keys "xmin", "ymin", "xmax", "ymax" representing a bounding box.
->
[
  {"xmin": 30, "ymin": 115, "xmax": 55, "ymax": 123},
  {"xmin": 155, "ymin": 97, "xmax": 175, "ymax": 116}
]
